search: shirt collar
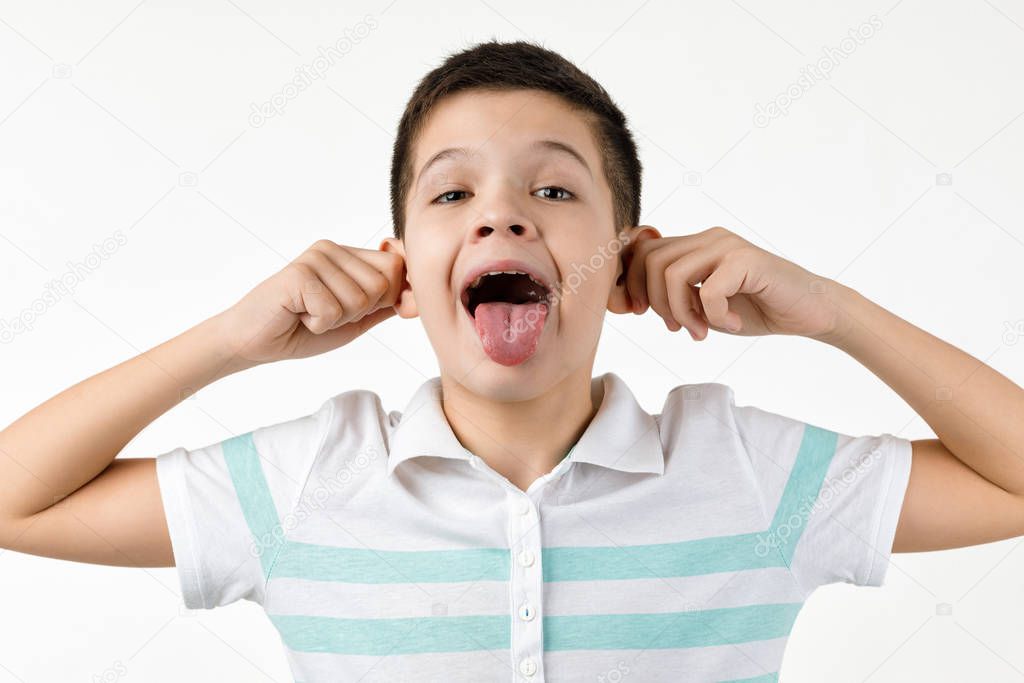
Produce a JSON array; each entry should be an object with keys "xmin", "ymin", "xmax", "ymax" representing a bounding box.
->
[{"xmin": 386, "ymin": 372, "xmax": 665, "ymax": 477}]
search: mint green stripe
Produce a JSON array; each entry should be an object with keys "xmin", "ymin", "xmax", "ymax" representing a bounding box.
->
[
  {"xmin": 543, "ymin": 424, "xmax": 838, "ymax": 581},
  {"xmin": 542, "ymin": 531, "xmax": 783, "ymax": 582},
  {"xmin": 261, "ymin": 424, "xmax": 838, "ymax": 585},
  {"xmin": 272, "ymin": 540, "xmax": 510, "ymax": 583},
  {"xmin": 544, "ymin": 603, "xmax": 802, "ymax": 651},
  {"xmin": 270, "ymin": 603, "xmax": 802, "ymax": 655},
  {"xmin": 770, "ymin": 425, "xmax": 837, "ymax": 564},
  {"xmin": 222, "ymin": 432, "xmax": 281, "ymax": 578},
  {"xmin": 270, "ymin": 614, "xmax": 509, "ymax": 655},
  {"xmin": 719, "ymin": 674, "xmax": 779, "ymax": 683}
]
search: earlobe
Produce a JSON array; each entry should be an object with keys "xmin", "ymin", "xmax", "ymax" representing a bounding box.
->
[{"xmin": 379, "ymin": 237, "xmax": 419, "ymax": 319}]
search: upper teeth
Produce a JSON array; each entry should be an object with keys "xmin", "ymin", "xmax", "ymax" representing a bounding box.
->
[{"xmin": 468, "ymin": 270, "xmax": 547, "ymax": 290}]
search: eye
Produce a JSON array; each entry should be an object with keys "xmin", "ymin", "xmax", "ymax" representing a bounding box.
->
[
  {"xmin": 534, "ymin": 186, "xmax": 574, "ymax": 201},
  {"xmin": 432, "ymin": 190, "xmax": 468, "ymax": 204}
]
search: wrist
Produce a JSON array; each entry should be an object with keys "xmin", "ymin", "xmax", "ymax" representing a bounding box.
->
[
  {"xmin": 810, "ymin": 280, "xmax": 862, "ymax": 348},
  {"xmin": 192, "ymin": 313, "xmax": 261, "ymax": 381}
]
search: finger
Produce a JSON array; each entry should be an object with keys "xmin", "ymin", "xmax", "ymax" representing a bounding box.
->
[
  {"xmin": 362, "ymin": 249, "xmax": 407, "ymax": 309},
  {"xmin": 664, "ymin": 255, "xmax": 712, "ymax": 339},
  {"xmin": 292, "ymin": 305, "xmax": 398, "ymax": 358},
  {"xmin": 353, "ymin": 303, "xmax": 398, "ymax": 331},
  {"xmin": 336, "ymin": 246, "xmax": 406, "ymax": 309},
  {"xmin": 699, "ymin": 255, "xmax": 747, "ymax": 333},
  {"xmin": 298, "ymin": 251, "xmax": 373, "ymax": 329},
  {"xmin": 644, "ymin": 247, "xmax": 679, "ymax": 331},
  {"xmin": 309, "ymin": 243, "xmax": 399, "ymax": 311},
  {"xmin": 285, "ymin": 262, "xmax": 346, "ymax": 334},
  {"xmin": 624, "ymin": 236, "xmax": 660, "ymax": 313},
  {"xmin": 351, "ymin": 246, "xmax": 406, "ymax": 277}
]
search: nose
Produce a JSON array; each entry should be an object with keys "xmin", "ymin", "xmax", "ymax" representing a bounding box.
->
[
  {"xmin": 474, "ymin": 223, "xmax": 531, "ymax": 239},
  {"xmin": 467, "ymin": 187, "xmax": 538, "ymax": 244}
]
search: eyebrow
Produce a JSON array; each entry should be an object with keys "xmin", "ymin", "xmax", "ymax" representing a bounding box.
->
[
  {"xmin": 414, "ymin": 138, "xmax": 593, "ymax": 191},
  {"xmin": 531, "ymin": 139, "xmax": 592, "ymax": 179}
]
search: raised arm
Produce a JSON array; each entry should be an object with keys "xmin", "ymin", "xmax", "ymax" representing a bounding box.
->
[
  {"xmin": 0, "ymin": 240, "xmax": 405, "ymax": 567},
  {"xmin": 816, "ymin": 285, "xmax": 1024, "ymax": 552},
  {"xmin": 619, "ymin": 225, "xmax": 1024, "ymax": 553},
  {"xmin": 0, "ymin": 316, "xmax": 250, "ymax": 567}
]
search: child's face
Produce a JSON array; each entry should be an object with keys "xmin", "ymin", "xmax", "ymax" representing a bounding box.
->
[{"xmin": 384, "ymin": 88, "xmax": 635, "ymax": 400}]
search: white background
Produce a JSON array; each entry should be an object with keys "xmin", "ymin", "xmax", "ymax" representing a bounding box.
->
[{"xmin": 2, "ymin": 0, "xmax": 1023, "ymax": 681}]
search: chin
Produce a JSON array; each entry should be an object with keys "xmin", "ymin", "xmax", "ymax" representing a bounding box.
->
[{"xmin": 446, "ymin": 356, "xmax": 565, "ymax": 402}]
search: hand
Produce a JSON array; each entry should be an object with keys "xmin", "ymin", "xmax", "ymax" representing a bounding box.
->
[
  {"xmin": 213, "ymin": 239, "xmax": 406, "ymax": 365},
  {"xmin": 624, "ymin": 226, "xmax": 845, "ymax": 341}
]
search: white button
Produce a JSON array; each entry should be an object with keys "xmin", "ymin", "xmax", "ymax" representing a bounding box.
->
[
  {"xmin": 517, "ymin": 550, "xmax": 535, "ymax": 567},
  {"xmin": 518, "ymin": 657, "xmax": 537, "ymax": 676},
  {"xmin": 515, "ymin": 498, "xmax": 531, "ymax": 515},
  {"xmin": 518, "ymin": 603, "xmax": 536, "ymax": 621}
]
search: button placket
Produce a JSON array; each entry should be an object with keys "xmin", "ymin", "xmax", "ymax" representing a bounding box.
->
[
  {"xmin": 507, "ymin": 490, "xmax": 544, "ymax": 681},
  {"xmin": 518, "ymin": 656, "xmax": 537, "ymax": 677}
]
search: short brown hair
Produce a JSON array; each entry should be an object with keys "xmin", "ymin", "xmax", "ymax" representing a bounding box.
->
[{"xmin": 390, "ymin": 40, "xmax": 642, "ymax": 239}]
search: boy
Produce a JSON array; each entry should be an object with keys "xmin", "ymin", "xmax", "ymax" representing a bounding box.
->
[{"xmin": 1, "ymin": 40, "xmax": 1022, "ymax": 682}]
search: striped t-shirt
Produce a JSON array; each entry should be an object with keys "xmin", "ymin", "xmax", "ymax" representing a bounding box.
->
[{"xmin": 155, "ymin": 372, "xmax": 912, "ymax": 682}]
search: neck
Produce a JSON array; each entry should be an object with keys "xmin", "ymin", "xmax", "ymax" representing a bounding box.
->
[{"xmin": 439, "ymin": 365, "xmax": 603, "ymax": 492}]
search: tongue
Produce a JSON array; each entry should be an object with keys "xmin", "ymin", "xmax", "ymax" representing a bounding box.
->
[{"xmin": 473, "ymin": 301, "xmax": 549, "ymax": 366}]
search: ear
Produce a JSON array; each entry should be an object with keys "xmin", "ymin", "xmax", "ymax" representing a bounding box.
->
[
  {"xmin": 607, "ymin": 224, "xmax": 662, "ymax": 314},
  {"xmin": 380, "ymin": 237, "xmax": 418, "ymax": 319}
]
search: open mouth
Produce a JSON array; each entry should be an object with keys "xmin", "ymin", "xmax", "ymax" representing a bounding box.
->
[
  {"xmin": 461, "ymin": 271, "xmax": 552, "ymax": 317},
  {"xmin": 459, "ymin": 269, "xmax": 554, "ymax": 366}
]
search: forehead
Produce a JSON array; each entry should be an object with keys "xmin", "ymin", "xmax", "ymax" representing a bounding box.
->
[{"xmin": 412, "ymin": 89, "xmax": 601, "ymax": 175}]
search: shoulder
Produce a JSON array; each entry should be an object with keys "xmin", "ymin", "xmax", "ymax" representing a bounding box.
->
[
  {"xmin": 252, "ymin": 388, "xmax": 386, "ymax": 452},
  {"xmin": 653, "ymin": 380, "xmax": 814, "ymax": 503},
  {"xmin": 304, "ymin": 387, "xmax": 393, "ymax": 454},
  {"xmin": 652, "ymin": 379, "xmax": 753, "ymax": 480},
  {"xmin": 243, "ymin": 388, "xmax": 390, "ymax": 487},
  {"xmin": 299, "ymin": 387, "xmax": 394, "ymax": 485},
  {"xmin": 655, "ymin": 380, "xmax": 740, "ymax": 439},
  {"xmin": 656, "ymin": 380, "xmax": 811, "ymax": 445}
]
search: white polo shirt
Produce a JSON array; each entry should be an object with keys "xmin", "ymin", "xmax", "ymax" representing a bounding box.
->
[{"xmin": 155, "ymin": 372, "xmax": 913, "ymax": 682}]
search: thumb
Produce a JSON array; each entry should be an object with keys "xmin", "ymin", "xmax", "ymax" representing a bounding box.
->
[
  {"xmin": 291, "ymin": 305, "xmax": 399, "ymax": 360},
  {"xmin": 351, "ymin": 305, "xmax": 398, "ymax": 335}
]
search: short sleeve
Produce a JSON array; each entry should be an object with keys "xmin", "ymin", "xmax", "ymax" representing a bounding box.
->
[
  {"xmin": 155, "ymin": 396, "xmax": 335, "ymax": 609},
  {"xmin": 730, "ymin": 395, "xmax": 913, "ymax": 597}
]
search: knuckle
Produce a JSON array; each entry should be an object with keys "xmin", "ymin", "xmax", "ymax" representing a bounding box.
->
[
  {"xmin": 664, "ymin": 260, "xmax": 686, "ymax": 281},
  {"xmin": 320, "ymin": 301, "xmax": 343, "ymax": 324},
  {"xmin": 286, "ymin": 261, "xmax": 314, "ymax": 282},
  {"xmin": 723, "ymin": 245, "xmax": 753, "ymax": 264},
  {"xmin": 306, "ymin": 315, "xmax": 329, "ymax": 334},
  {"xmin": 310, "ymin": 238, "xmax": 337, "ymax": 253},
  {"xmin": 305, "ymin": 248, "xmax": 333, "ymax": 268},
  {"xmin": 350, "ymin": 290, "xmax": 370, "ymax": 311},
  {"xmin": 645, "ymin": 249, "xmax": 666, "ymax": 270},
  {"xmin": 698, "ymin": 285, "xmax": 715, "ymax": 305},
  {"xmin": 382, "ymin": 260, "xmax": 402, "ymax": 284},
  {"xmin": 368, "ymin": 272, "xmax": 389, "ymax": 297}
]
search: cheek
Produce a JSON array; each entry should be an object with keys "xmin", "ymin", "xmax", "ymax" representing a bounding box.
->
[{"xmin": 555, "ymin": 243, "xmax": 618, "ymax": 311}]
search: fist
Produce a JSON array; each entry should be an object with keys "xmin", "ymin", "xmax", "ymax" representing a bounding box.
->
[
  {"xmin": 623, "ymin": 226, "xmax": 844, "ymax": 341},
  {"xmin": 215, "ymin": 239, "xmax": 406, "ymax": 365}
]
